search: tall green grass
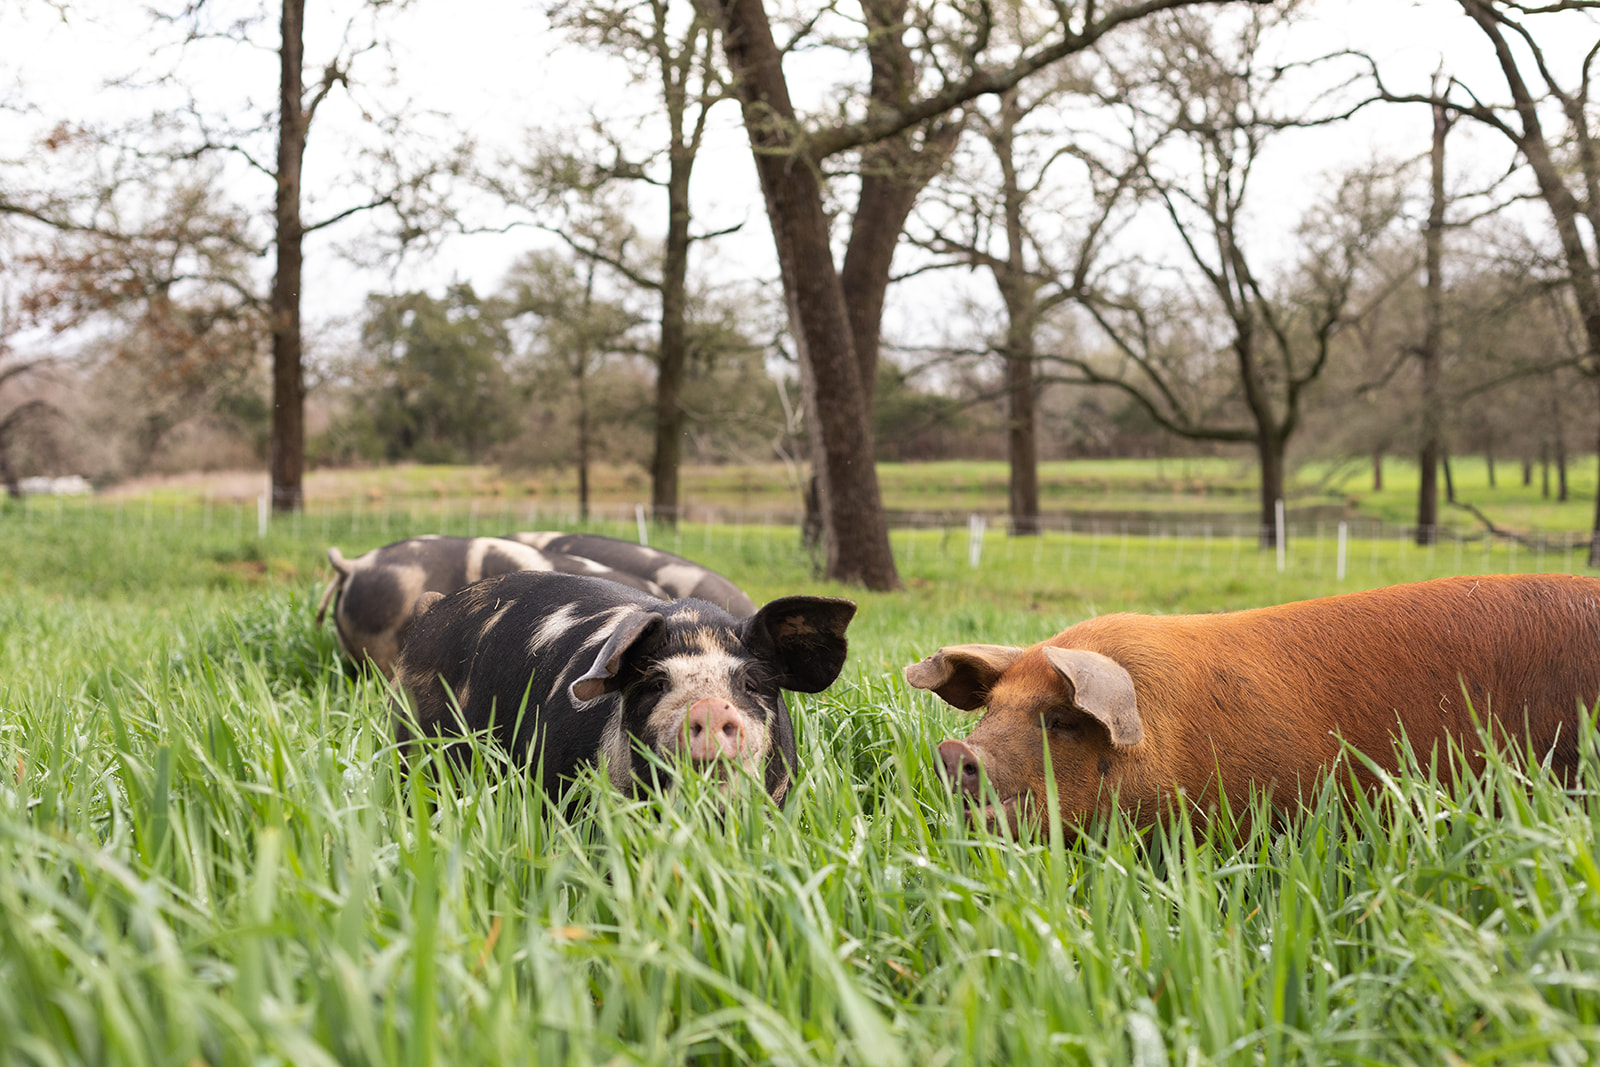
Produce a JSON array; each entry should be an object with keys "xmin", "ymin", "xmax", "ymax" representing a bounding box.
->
[{"xmin": 2, "ymin": 500, "xmax": 1599, "ymax": 1064}]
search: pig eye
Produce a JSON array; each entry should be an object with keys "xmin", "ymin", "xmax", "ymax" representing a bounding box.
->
[
  {"xmin": 636, "ymin": 674, "xmax": 670, "ymax": 696},
  {"xmin": 1042, "ymin": 711, "xmax": 1083, "ymax": 738}
]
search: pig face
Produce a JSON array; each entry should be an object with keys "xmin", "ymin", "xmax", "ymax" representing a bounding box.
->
[
  {"xmin": 569, "ymin": 596, "xmax": 856, "ymax": 801},
  {"xmin": 906, "ymin": 644, "xmax": 1149, "ymax": 832}
]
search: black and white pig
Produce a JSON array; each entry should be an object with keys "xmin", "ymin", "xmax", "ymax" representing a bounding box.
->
[
  {"xmin": 391, "ymin": 571, "xmax": 856, "ymax": 804},
  {"xmin": 506, "ymin": 532, "xmax": 757, "ymax": 616},
  {"xmin": 317, "ymin": 535, "xmax": 670, "ymax": 677}
]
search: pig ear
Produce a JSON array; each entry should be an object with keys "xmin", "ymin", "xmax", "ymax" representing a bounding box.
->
[
  {"xmin": 1042, "ymin": 647, "xmax": 1142, "ymax": 747},
  {"xmin": 744, "ymin": 596, "xmax": 857, "ymax": 693},
  {"xmin": 570, "ymin": 610, "xmax": 666, "ymax": 704},
  {"xmin": 903, "ymin": 644, "xmax": 1023, "ymax": 712},
  {"xmin": 412, "ymin": 590, "xmax": 445, "ymax": 620}
]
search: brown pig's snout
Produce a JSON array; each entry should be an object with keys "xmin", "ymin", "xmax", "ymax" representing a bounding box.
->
[
  {"xmin": 937, "ymin": 739, "xmax": 984, "ymax": 797},
  {"xmin": 685, "ymin": 698, "xmax": 751, "ymax": 762}
]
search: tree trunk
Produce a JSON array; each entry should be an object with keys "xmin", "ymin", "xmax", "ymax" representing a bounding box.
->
[
  {"xmin": 1523, "ymin": 455, "xmax": 1533, "ymax": 487},
  {"xmin": 1442, "ymin": 449, "xmax": 1455, "ymax": 504},
  {"xmin": 269, "ymin": 0, "xmax": 307, "ymax": 513},
  {"xmin": 650, "ymin": 149, "xmax": 692, "ymax": 526},
  {"xmin": 1486, "ymin": 437, "xmax": 1496, "ymax": 488},
  {"xmin": 1372, "ymin": 450, "xmax": 1383, "ymax": 491},
  {"xmin": 994, "ymin": 88, "xmax": 1040, "ymax": 537},
  {"xmin": 1417, "ymin": 436, "xmax": 1439, "ymax": 545},
  {"xmin": 1416, "ymin": 94, "xmax": 1448, "ymax": 547},
  {"xmin": 838, "ymin": 0, "xmax": 961, "ymax": 409},
  {"xmin": 1549, "ymin": 393, "xmax": 1568, "ymax": 503},
  {"xmin": 1590, "ymin": 404, "xmax": 1600, "ymax": 566},
  {"xmin": 577, "ymin": 362, "xmax": 590, "ymax": 522},
  {"xmin": 1557, "ymin": 436, "xmax": 1569, "ymax": 502},
  {"xmin": 1005, "ymin": 329, "xmax": 1040, "ymax": 536},
  {"xmin": 715, "ymin": 0, "xmax": 898, "ymax": 589},
  {"xmin": 1257, "ymin": 430, "xmax": 1285, "ymax": 548}
]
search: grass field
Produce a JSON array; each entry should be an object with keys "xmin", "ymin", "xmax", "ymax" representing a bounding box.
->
[{"xmin": 3, "ymin": 470, "xmax": 1600, "ymax": 1065}]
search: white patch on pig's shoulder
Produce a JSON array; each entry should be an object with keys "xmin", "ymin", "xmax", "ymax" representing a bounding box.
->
[
  {"xmin": 480, "ymin": 599, "xmax": 514, "ymax": 638},
  {"xmin": 464, "ymin": 538, "xmax": 497, "ymax": 583},
  {"xmin": 396, "ymin": 564, "xmax": 429, "ymax": 602},
  {"xmin": 530, "ymin": 604, "xmax": 582, "ymax": 654},
  {"xmin": 655, "ymin": 562, "xmax": 708, "ymax": 591}
]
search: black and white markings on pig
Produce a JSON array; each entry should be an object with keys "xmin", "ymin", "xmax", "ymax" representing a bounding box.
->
[
  {"xmin": 392, "ymin": 571, "xmax": 855, "ymax": 806},
  {"xmin": 318, "ymin": 534, "xmax": 674, "ymax": 677},
  {"xmin": 506, "ymin": 532, "xmax": 757, "ymax": 616}
]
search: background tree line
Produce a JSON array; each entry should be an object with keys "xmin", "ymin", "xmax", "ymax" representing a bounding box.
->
[{"xmin": 4, "ymin": 0, "xmax": 1600, "ymax": 584}]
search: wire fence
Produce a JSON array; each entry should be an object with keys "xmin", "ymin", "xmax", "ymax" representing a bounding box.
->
[{"xmin": 8, "ymin": 489, "xmax": 1595, "ymax": 583}]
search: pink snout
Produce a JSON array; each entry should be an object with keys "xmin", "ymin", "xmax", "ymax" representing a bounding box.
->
[
  {"xmin": 685, "ymin": 698, "xmax": 751, "ymax": 762},
  {"xmin": 937, "ymin": 739, "xmax": 984, "ymax": 798}
]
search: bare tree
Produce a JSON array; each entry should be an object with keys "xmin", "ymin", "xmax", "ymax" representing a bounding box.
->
[
  {"xmin": 1416, "ymin": 79, "xmax": 1452, "ymax": 544},
  {"xmin": 1050, "ymin": 9, "xmax": 1394, "ymax": 546},
  {"xmin": 509, "ymin": 0, "xmax": 735, "ymax": 526},
  {"xmin": 1371, "ymin": 0, "xmax": 1600, "ymax": 563},
  {"xmin": 909, "ymin": 63, "xmax": 1142, "ymax": 536},
  {"xmin": 502, "ymin": 249, "xmax": 646, "ymax": 520},
  {"xmin": 705, "ymin": 0, "xmax": 1263, "ymax": 587},
  {"xmin": 157, "ymin": 0, "xmax": 463, "ymax": 512}
]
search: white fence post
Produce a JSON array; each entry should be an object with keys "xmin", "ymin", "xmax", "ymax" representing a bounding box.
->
[{"xmin": 1275, "ymin": 499, "xmax": 1286, "ymax": 573}]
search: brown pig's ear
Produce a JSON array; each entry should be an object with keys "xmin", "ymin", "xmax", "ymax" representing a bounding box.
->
[
  {"xmin": 903, "ymin": 644, "xmax": 1024, "ymax": 712},
  {"xmin": 1042, "ymin": 647, "xmax": 1142, "ymax": 747}
]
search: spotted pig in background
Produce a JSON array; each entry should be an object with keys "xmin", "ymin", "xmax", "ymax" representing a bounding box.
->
[
  {"xmin": 392, "ymin": 571, "xmax": 856, "ymax": 803},
  {"xmin": 316, "ymin": 535, "xmax": 670, "ymax": 676},
  {"xmin": 316, "ymin": 533, "xmax": 757, "ymax": 676}
]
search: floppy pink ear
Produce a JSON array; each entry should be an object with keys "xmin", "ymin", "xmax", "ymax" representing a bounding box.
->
[
  {"xmin": 1041, "ymin": 647, "xmax": 1142, "ymax": 747},
  {"xmin": 903, "ymin": 644, "xmax": 1024, "ymax": 712}
]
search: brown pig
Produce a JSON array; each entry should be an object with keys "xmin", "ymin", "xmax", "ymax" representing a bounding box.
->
[{"xmin": 907, "ymin": 574, "xmax": 1600, "ymax": 831}]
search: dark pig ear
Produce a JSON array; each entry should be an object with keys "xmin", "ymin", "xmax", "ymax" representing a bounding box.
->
[
  {"xmin": 1041, "ymin": 647, "xmax": 1142, "ymax": 747},
  {"xmin": 412, "ymin": 590, "xmax": 446, "ymax": 620},
  {"xmin": 744, "ymin": 596, "xmax": 857, "ymax": 693},
  {"xmin": 397, "ymin": 590, "xmax": 447, "ymax": 649},
  {"xmin": 903, "ymin": 644, "xmax": 1024, "ymax": 712},
  {"xmin": 570, "ymin": 610, "xmax": 666, "ymax": 704}
]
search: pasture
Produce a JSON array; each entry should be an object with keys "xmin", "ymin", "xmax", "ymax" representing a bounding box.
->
[{"xmin": 2, "ymin": 476, "xmax": 1599, "ymax": 1065}]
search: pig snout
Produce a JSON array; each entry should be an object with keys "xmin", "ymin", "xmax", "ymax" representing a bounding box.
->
[
  {"xmin": 937, "ymin": 739, "xmax": 984, "ymax": 797},
  {"xmin": 685, "ymin": 698, "xmax": 751, "ymax": 763}
]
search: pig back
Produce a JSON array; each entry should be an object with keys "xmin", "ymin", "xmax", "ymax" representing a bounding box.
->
[
  {"xmin": 393, "ymin": 572, "xmax": 657, "ymax": 786},
  {"xmin": 1067, "ymin": 574, "xmax": 1600, "ymax": 796}
]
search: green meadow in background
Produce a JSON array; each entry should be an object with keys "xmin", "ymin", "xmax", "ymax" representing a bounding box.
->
[{"xmin": 2, "ymin": 461, "xmax": 1599, "ymax": 1065}]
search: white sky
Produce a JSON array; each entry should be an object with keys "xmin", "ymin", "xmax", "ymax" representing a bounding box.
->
[{"xmin": 3, "ymin": 0, "xmax": 1597, "ymax": 368}]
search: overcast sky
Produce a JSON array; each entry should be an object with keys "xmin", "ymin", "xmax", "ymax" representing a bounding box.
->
[{"xmin": 3, "ymin": 0, "xmax": 1596, "ymax": 366}]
